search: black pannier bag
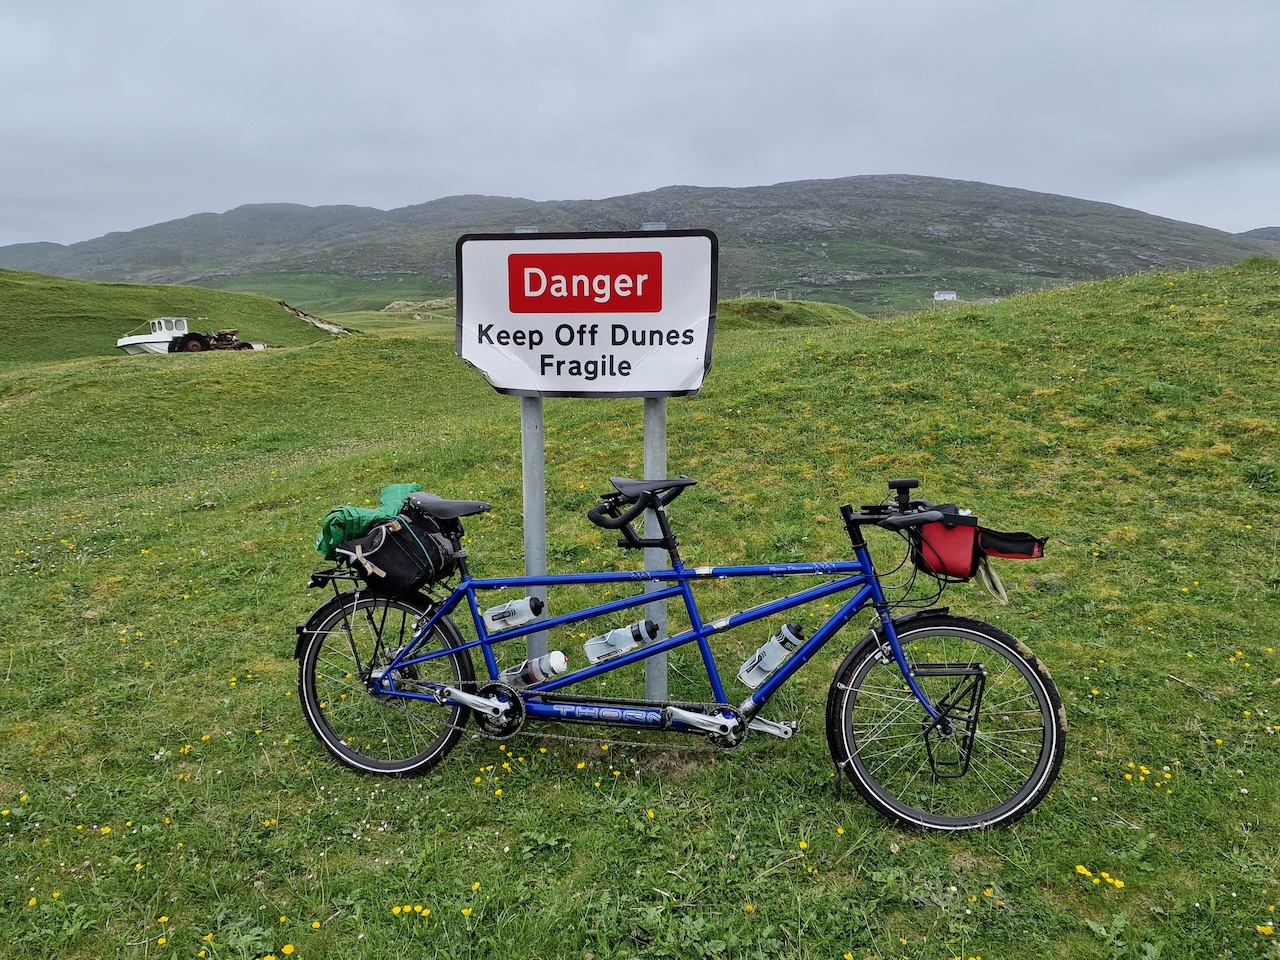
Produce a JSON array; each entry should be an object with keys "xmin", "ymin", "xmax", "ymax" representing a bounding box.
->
[{"xmin": 336, "ymin": 510, "xmax": 461, "ymax": 597}]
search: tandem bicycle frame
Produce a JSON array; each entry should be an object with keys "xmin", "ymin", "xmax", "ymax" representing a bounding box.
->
[{"xmin": 379, "ymin": 532, "xmax": 944, "ymax": 733}]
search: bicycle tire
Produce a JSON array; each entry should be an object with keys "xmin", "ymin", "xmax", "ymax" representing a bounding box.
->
[
  {"xmin": 298, "ymin": 591, "xmax": 474, "ymax": 776},
  {"xmin": 825, "ymin": 613, "xmax": 1065, "ymax": 830}
]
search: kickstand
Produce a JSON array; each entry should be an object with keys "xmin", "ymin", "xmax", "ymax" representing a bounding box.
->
[{"xmin": 833, "ymin": 763, "xmax": 842, "ymax": 799}]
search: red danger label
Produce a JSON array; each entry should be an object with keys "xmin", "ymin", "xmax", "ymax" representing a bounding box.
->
[{"xmin": 507, "ymin": 251, "xmax": 663, "ymax": 313}]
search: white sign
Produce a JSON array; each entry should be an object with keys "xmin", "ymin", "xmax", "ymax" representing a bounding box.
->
[{"xmin": 456, "ymin": 230, "xmax": 718, "ymax": 397}]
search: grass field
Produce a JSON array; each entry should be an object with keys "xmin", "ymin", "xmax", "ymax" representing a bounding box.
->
[
  {"xmin": 199, "ymin": 273, "xmax": 455, "ymax": 317},
  {"xmin": 0, "ymin": 269, "xmax": 336, "ymax": 366},
  {"xmin": 2, "ymin": 259, "xmax": 1278, "ymax": 959}
]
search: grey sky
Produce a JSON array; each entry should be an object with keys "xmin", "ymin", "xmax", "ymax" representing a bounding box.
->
[{"xmin": 2, "ymin": 0, "xmax": 1278, "ymax": 248}]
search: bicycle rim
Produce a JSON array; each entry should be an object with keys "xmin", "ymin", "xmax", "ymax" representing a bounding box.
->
[
  {"xmin": 828, "ymin": 615, "xmax": 1064, "ymax": 830},
  {"xmin": 299, "ymin": 594, "xmax": 473, "ymax": 775}
]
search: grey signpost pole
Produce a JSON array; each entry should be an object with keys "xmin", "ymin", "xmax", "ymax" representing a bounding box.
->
[
  {"xmin": 639, "ymin": 221, "xmax": 670, "ymax": 700},
  {"xmin": 521, "ymin": 395, "xmax": 549, "ymax": 659},
  {"xmin": 643, "ymin": 396, "xmax": 668, "ymax": 700}
]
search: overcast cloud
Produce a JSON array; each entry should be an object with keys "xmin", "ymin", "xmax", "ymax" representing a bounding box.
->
[{"xmin": 2, "ymin": 0, "xmax": 1278, "ymax": 248}]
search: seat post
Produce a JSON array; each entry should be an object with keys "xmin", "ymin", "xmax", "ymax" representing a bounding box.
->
[{"xmin": 652, "ymin": 504, "xmax": 682, "ymax": 565}]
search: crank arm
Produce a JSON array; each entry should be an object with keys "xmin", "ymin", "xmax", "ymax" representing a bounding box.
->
[
  {"xmin": 747, "ymin": 716, "xmax": 797, "ymax": 739},
  {"xmin": 439, "ymin": 685, "xmax": 510, "ymax": 718},
  {"xmin": 665, "ymin": 705, "xmax": 739, "ymax": 737}
]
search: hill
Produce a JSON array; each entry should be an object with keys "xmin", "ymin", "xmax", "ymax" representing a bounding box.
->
[
  {"xmin": 2, "ymin": 176, "xmax": 1276, "ymax": 315},
  {"xmin": 715, "ymin": 296, "xmax": 868, "ymax": 329},
  {"xmin": 0, "ymin": 268, "xmax": 337, "ymax": 364},
  {"xmin": 1, "ymin": 256, "xmax": 1278, "ymax": 958}
]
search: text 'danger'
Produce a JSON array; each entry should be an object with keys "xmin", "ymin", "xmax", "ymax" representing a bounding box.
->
[{"xmin": 507, "ymin": 251, "xmax": 663, "ymax": 313}]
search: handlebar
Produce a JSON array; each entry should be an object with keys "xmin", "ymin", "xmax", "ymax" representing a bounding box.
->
[
  {"xmin": 841, "ymin": 479, "xmax": 957, "ymax": 535},
  {"xmin": 841, "ymin": 506, "xmax": 945, "ymax": 530},
  {"xmin": 587, "ymin": 496, "xmax": 650, "ymax": 530},
  {"xmin": 878, "ymin": 509, "xmax": 946, "ymax": 530}
]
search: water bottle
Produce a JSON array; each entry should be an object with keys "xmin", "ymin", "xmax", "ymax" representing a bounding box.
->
[
  {"xmin": 482, "ymin": 595, "xmax": 545, "ymax": 631},
  {"xmin": 583, "ymin": 619, "xmax": 659, "ymax": 664},
  {"xmin": 737, "ymin": 622, "xmax": 805, "ymax": 689},
  {"xmin": 498, "ymin": 650, "xmax": 568, "ymax": 688}
]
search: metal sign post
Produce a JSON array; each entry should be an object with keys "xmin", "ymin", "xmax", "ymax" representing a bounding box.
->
[
  {"xmin": 456, "ymin": 230, "xmax": 718, "ymax": 680},
  {"xmin": 643, "ymin": 395, "xmax": 668, "ymax": 700},
  {"xmin": 520, "ymin": 395, "xmax": 549, "ymax": 658}
]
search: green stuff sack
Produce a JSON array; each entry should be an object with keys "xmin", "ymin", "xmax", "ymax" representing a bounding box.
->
[{"xmin": 314, "ymin": 483, "xmax": 422, "ymax": 560}]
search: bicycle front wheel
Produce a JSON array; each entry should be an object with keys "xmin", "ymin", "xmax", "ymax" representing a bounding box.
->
[
  {"xmin": 298, "ymin": 591, "xmax": 474, "ymax": 775},
  {"xmin": 826, "ymin": 613, "xmax": 1065, "ymax": 830}
]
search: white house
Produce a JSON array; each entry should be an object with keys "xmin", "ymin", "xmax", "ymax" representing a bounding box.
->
[{"xmin": 934, "ymin": 291, "xmax": 958, "ymax": 301}]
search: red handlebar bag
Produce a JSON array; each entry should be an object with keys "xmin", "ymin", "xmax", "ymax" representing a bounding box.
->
[
  {"xmin": 911, "ymin": 517, "xmax": 1047, "ymax": 582},
  {"xmin": 910, "ymin": 515, "xmax": 980, "ymax": 581}
]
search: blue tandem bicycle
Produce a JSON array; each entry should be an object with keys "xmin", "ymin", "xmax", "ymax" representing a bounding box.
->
[{"xmin": 295, "ymin": 476, "xmax": 1065, "ymax": 831}]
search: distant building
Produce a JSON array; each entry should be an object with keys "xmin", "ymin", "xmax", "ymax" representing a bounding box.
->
[{"xmin": 934, "ymin": 290, "xmax": 958, "ymax": 301}]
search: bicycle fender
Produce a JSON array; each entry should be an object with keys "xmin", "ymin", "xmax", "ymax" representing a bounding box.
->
[{"xmin": 870, "ymin": 607, "xmax": 950, "ymax": 641}]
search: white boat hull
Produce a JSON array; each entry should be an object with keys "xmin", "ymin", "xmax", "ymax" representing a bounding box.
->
[{"xmin": 116, "ymin": 335, "xmax": 176, "ymax": 355}]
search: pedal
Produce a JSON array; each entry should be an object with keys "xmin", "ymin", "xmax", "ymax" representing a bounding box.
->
[
  {"xmin": 748, "ymin": 717, "xmax": 798, "ymax": 739},
  {"xmin": 665, "ymin": 705, "xmax": 738, "ymax": 736}
]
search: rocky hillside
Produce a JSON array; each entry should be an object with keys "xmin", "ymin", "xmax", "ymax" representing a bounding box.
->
[{"xmin": 2, "ymin": 176, "xmax": 1275, "ymax": 314}]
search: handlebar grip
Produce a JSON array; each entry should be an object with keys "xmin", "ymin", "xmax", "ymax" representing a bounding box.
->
[
  {"xmin": 879, "ymin": 509, "xmax": 945, "ymax": 530},
  {"xmin": 587, "ymin": 495, "xmax": 650, "ymax": 530}
]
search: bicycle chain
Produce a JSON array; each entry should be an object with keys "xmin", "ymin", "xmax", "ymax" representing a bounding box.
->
[{"xmin": 439, "ymin": 690, "xmax": 740, "ymax": 753}]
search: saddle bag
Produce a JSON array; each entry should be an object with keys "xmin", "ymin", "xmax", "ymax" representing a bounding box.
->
[{"xmin": 336, "ymin": 510, "xmax": 461, "ymax": 597}]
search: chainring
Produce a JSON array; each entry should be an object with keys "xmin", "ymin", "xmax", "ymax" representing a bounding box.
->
[{"xmin": 472, "ymin": 682, "xmax": 526, "ymax": 740}]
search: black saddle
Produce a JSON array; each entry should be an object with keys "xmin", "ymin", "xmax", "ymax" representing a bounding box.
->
[
  {"xmin": 405, "ymin": 492, "xmax": 492, "ymax": 520},
  {"xmin": 608, "ymin": 476, "xmax": 698, "ymax": 502}
]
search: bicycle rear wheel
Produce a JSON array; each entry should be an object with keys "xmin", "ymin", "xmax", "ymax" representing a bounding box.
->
[
  {"xmin": 297, "ymin": 591, "xmax": 474, "ymax": 775},
  {"xmin": 826, "ymin": 613, "xmax": 1065, "ymax": 830}
]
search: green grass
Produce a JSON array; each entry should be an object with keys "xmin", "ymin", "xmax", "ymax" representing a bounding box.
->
[
  {"xmin": 327, "ymin": 309, "xmax": 455, "ymax": 338},
  {"xmin": 716, "ymin": 297, "xmax": 868, "ymax": 329},
  {"xmin": 0, "ymin": 268, "xmax": 336, "ymax": 365},
  {"xmin": 199, "ymin": 273, "xmax": 455, "ymax": 316},
  {"xmin": 2, "ymin": 259, "xmax": 1279, "ymax": 959}
]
